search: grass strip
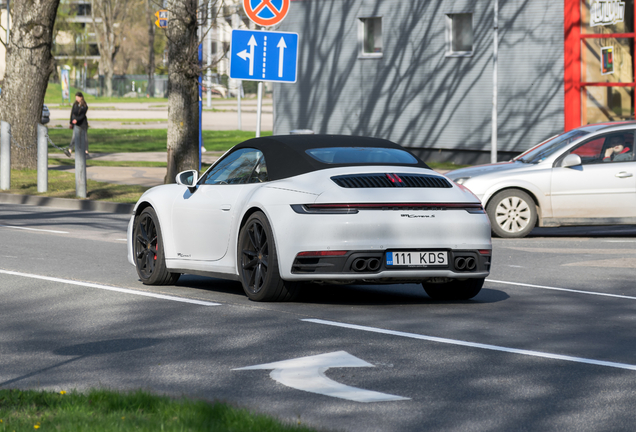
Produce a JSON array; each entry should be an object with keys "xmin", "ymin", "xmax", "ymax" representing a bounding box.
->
[
  {"xmin": 47, "ymin": 129, "xmax": 270, "ymax": 154},
  {"xmin": 45, "ymin": 83, "xmax": 169, "ymax": 105},
  {"xmin": 0, "ymin": 388, "xmax": 318, "ymax": 432},
  {"xmin": 87, "ymin": 118, "xmax": 167, "ymax": 123},
  {"xmin": 6, "ymin": 170, "xmax": 149, "ymax": 203}
]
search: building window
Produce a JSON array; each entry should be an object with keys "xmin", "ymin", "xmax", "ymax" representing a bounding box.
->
[
  {"xmin": 359, "ymin": 17, "xmax": 383, "ymax": 58},
  {"xmin": 446, "ymin": 13, "xmax": 473, "ymax": 56}
]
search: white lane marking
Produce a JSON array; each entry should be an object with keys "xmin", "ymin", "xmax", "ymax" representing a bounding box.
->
[
  {"xmin": 603, "ymin": 240, "xmax": 636, "ymax": 243},
  {"xmin": 303, "ymin": 319, "xmax": 636, "ymax": 371},
  {"xmin": 0, "ymin": 269, "xmax": 221, "ymax": 306},
  {"xmin": 487, "ymin": 279, "xmax": 636, "ymax": 301},
  {"xmin": 0, "ymin": 224, "xmax": 69, "ymax": 234},
  {"xmin": 234, "ymin": 351, "xmax": 409, "ymax": 403},
  {"xmin": 116, "ymin": 239, "xmax": 127, "ymax": 241}
]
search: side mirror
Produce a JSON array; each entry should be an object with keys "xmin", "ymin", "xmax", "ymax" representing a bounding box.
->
[
  {"xmin": 562, "ymin": 154, "xmax": 582, "ymax": 168},
  {"xmin": 176, "ymin": 170, "xmax": 199, "ymax": 191}
]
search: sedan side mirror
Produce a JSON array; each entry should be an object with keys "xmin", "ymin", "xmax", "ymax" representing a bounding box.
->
[
  {"xmin": 176, "ymin": 170, "xmax": 199, "ymax": 191},
  {"xmin": 562, "ymin": 154, "xmax": 582, "ymax": 168}
]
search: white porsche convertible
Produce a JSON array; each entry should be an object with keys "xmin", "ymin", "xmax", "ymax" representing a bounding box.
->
[{"xmin": 127, "ymin": 135, "xmax": 492, "ymax": 302}]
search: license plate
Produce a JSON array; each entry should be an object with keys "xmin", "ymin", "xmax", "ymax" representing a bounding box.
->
[{"xmin": 386, "ymin": 251, "xmax": 448, "ymax": 267}]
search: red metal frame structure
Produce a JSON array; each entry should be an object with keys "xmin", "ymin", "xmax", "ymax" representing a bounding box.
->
[{"xmin": 564, "ymin": 0, "xmax": 636, "ymax": 130}]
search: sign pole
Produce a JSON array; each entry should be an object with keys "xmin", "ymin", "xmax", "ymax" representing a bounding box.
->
[
  {"xmin": 237, "ymin": 81, "xmax": 242, "ymax": 131},
  {"xmin": 232, "ymin": 0, "xmax": 295, "ymax": 138},
  {"xmin": 256, "ymin": 81, "xmax": 263, "ymax": 137},
  {"xmin": 491, "ymin": 0, "xmax": 499, "ymax": 164}
]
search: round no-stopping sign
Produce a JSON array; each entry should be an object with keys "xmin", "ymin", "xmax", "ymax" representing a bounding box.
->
[{"xmin": 243, "ymin": 0, "xmax": 290, "ymax": 27}]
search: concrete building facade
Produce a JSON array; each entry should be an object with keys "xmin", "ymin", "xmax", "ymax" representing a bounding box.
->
[{"xmin": 273, "ymin": 0, "xmax": 626, "ymax": 163}]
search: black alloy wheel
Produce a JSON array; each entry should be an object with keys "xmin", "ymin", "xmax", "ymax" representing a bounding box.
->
[
  {"xmin": 133, "ymin": 207, "xmax": 179, "ymax": 285},
  {"xmin": 238, "ymin": 211, "xmax": 298, "ymax": 302},
  {"xmin": 422, "ymin": 277, "xmax": 485, "ymax": 301}
]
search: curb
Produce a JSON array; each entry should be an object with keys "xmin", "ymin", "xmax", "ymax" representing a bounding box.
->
[{"xmin": 0, "ymin": 193, "xmax": 134, "ymax": 214}]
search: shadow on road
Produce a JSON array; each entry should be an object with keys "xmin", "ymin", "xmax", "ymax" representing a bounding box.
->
[
  {"xmin": 528, "ymin": 225, "xmax": 636, "ymax": 238},
  {"xmin": 175, "ymin": 275, "xmax": 510, "ymax": 306}
]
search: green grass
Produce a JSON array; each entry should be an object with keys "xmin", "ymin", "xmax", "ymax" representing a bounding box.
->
[
  {"xmin": 0, "ymin": 388, "xmax": 318, "ymax": 432},
  {"xmin": 89, "ymin": 118, "xmax": 167, "ymax": 123},
  {"xmin": 45, "ymin": 82, "xmax": 169, "ymax": 105},
  {"xmin": 47, "ymin": 129, "xmax": 270, "ymax": 154},
  {"xmin": 426, "ymin": 161, "xmax": 468, "ymax": 171},
  {"xmin": 6, "ymin": 170, "xmax": 149, "ymax": 203}
]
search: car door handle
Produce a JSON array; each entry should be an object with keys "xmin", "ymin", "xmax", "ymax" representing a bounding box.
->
[
  {"xmin": 615, "ymin": 172, "xmax": 634, "ymax": 178},
  {"xmin": 221, "ymin": 205, "xmax": 232, "ymax": 211}
]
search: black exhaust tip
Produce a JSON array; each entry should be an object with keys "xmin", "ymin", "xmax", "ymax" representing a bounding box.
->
[
  {"xmin": 367, "ymin": 258, "xmax": 381, "ymax": 271},
  {"xmin": 454, "ymin": 257, "xmax": 466, "ymax": 271},
  {"xmin": 465, "ymin": 257, "xmax": 476, "ymax": 270},
  {"xmin": 352, "ymin": 258, "xmax": 368, "ymax": 272}
]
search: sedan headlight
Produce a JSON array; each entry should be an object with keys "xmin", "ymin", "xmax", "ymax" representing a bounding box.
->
[{"xmin": 453, "ymin": 177, "xmax": 471, "ymax": 185}]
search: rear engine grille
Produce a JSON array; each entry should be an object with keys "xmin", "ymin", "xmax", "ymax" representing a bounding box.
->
[{"xmin": 332, "ymin": 173, "xmax": 452, "ymax": 188}]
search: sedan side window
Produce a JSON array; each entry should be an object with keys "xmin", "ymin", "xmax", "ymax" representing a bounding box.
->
[
  {"xmin": 201, "ymin": 149, "xmax": 264, "ymax": 185},
  {"xmin": 570, "ymin": 133, "xmax": 634, "ymax": 165}
]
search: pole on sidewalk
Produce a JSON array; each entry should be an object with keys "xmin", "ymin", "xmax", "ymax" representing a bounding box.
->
[
  {"xmin": 237, "ymin": 81, "xmax": 242, "ymax": 131},
  {"xmin": 37, "ymin": 124, "xmax": 48, "ymax": 193},
  {"xmin": 73, "ymin": 126, "xmax": 87, "ymax": 198},
  {"xmin": 255, "ymin": 82, "xmax": 263, "ymax": 138},
  {"xmin": 491, "ymin": 0, "xmax": 499, "ymax": 164},
  {"xmin": 1, "ymin": 121, "xmax": 11, "ymax": 191}
]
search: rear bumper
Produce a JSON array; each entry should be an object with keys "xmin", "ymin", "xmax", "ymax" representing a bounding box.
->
[{"xmin": 269, "ymin": 204, "xmax": 492, "ymax": 281}]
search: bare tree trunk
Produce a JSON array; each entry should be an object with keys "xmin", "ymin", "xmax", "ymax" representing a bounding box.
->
[
  {"xmin": 146, "ymin": 0, "xmax": 156, "ymax": 97},
  {"xmin": 165, "ymin": 0, "xmax": 199, "ymax": 183},
  {"xmin": 0, "ymin": 0, "xmax": 60, "ymax": 170}
]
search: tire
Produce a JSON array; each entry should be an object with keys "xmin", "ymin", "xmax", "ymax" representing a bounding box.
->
[
  {"xmin": 237, "ymin": 211, "xmax": 298, "ymax": 302},
  {"xmin": 422, "ymin": 278, "xmax": 484, "ymax": 301},
  {"xmin": 133, "ymin": 207, "xmax": 180, "ymax": 285},
  {"xmin": 486, "ymin": 189, "xmax": 537, "ymax": 238}
]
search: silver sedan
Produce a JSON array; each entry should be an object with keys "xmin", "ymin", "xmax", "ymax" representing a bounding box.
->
[{"xmin": 446, "ymin": 122, "xmax": 636, "ymax": 238}]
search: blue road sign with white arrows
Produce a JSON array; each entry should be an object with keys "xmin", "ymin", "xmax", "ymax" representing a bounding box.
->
[{"xmin": 230, "ymin": 29, "xmax": 298, "ymax": 83}]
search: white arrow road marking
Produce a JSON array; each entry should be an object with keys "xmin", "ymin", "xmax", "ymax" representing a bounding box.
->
[
  {"xmin": 236, "ymin": 35, "xmax": 257, "ymax": 76},
  {"xmin": 277, "ymin": 37, "xmax": 287, "ymax": 77},
  {"xmin": 234, "ymin": 351, "xmax": 409, "ymax": 403}
]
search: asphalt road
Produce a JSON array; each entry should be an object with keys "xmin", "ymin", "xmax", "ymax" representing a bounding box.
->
[{"xmin": 1, "ymin": 203, "xmax": 636, "ymax": 432}]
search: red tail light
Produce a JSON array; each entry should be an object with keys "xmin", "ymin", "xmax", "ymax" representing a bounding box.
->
[{"xmin": 297, "ymin": 251, "xmax": 348, "ymax": 257}]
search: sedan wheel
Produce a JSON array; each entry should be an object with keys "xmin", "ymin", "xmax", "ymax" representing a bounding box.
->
[
  {"xmin": 423, "ymin": 278, "xmax": 484, "ymax": 301},
  {"xmin": 487, "ymin": 189, "xmax": 537, "ymax": 238},
  {"xmin": 238, "ymin": 212, "xmax": 298, "ymax": 302},
  {"xmin": 133, "ymin": 207, "xmax": 179, "ymax": 285}
]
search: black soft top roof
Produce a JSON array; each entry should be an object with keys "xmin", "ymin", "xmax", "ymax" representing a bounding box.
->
[{"xmin": 229, "ymin": 134, "xmax": 429, "ymax": 180}]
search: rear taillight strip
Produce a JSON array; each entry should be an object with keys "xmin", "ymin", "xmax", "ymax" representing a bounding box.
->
[{"xmin": 291, "ymin": 203, "xmax": 484, "ymax": 214}]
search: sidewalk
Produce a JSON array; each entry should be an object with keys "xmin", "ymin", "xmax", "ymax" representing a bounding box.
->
[
  {"xmin": 49, "ymin": 152, "xmax": 224, "ymax": 187},
  {"xmin": 47, "ymin": 100, "xmax": 273, "ymax": 131}
]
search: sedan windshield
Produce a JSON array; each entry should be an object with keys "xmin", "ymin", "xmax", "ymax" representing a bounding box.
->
[{"xmin": 515, "ymin": 130, "xmax": 590, "ymax": 164}]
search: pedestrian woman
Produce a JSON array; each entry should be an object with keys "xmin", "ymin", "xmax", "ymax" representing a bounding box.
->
[{"xmin": 69, "ymin": 91, "xmax": 89, "ymax": 156}]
